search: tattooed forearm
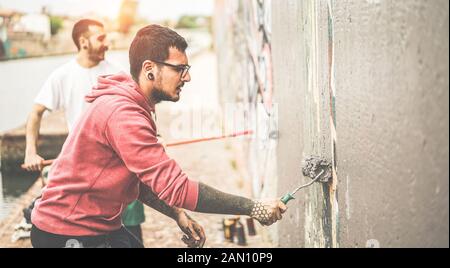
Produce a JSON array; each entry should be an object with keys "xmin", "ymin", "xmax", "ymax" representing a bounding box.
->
[
  {"xmin": 195, "ymin": 182, "xmax": 255, "ymax": 215},
  {"xmin": 138, "ymin": 182, "xmax": 180, "ymax": 220}
]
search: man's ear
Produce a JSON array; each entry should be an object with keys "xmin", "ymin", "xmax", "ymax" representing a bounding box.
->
[
  {"xmin": 142, "ymin": 60, "xmax": 156, "ymax": 81},
  {"xmin": 79, "ymin": 36, "xmax": 89, "ymax": 50},
  {"xmin": 142, "ymin": 60, "xmax": 155, "ymax": 73}
]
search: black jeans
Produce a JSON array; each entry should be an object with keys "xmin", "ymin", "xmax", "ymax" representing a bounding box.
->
[
  {"xmin": 31, "ymin": 225, "xmax": 144, "ymax": 248},
  {"xmin": 125, "ymin": 225, "xmax": 143, "ymax": 243}
]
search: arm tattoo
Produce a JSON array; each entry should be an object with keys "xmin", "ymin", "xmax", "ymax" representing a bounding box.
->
[
  {"xmin": 195, "ymin": 182, "xmax": 255, "ymax": 215},
  {"xmin": 138, "ymin": 182, "xmax": 179, "ymax": 220}
]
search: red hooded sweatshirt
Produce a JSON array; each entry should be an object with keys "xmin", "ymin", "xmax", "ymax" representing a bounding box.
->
[{"xmin": 31, "ymin": 72, "xmax": 199, "ymax": 236}]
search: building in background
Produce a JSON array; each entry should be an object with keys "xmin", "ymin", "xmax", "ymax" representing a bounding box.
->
[
  {"xmin": 0, "ymin": 7, "xmax": 53, "ymax": 58},
  {"xmin": 0, "ymin": 8, "xmax": 20, "ymax": 58},
  {"xmin": 12, "ymin": 7, "xmax": 51, "ymax": 43}
]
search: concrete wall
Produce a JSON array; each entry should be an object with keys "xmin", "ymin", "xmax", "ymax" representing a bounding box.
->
[
  {"xmin": 331, "ymin": 0, "xmax": 449, "ymax": 248},
  {"xmin": 215, "ymin": 0, "xmax": 449, "ymax": 247}
]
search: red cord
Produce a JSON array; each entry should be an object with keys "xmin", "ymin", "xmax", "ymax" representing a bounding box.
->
[{"xmin": 21, "ymin": 130, "xmax": 254, "ymax": 169}]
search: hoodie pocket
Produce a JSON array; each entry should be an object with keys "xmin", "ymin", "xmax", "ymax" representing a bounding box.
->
[
  {"xmin": 66, "ymin": 196, "xmax": 124, "ymax": 226},
  {"xmin": 98, "ymin": 202, "xmax": 124, "ymax": 222}
]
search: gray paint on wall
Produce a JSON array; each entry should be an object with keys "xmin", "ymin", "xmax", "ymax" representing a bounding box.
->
[{"xmin": 272, "ymin": 0, "xmax": 448, "ymax": 247}]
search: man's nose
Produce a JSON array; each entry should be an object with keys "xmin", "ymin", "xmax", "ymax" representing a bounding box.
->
[
  {"xmin": 182, "ymin": 71, "xmax": 191, "ymax": 82},
  {"xmin": 103, "ymin": 39, "xmax": 110, "ymax": 50}
]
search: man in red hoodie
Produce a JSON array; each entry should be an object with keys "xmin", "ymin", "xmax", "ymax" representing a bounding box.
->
[{"xmin": 30, "ymin": 24, "xmax": 287, "ymax": 248}]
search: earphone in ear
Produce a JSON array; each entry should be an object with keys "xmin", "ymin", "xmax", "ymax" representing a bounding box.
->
[{"xmin": 147, "ymin": 73, "xmax": 154, "ymax": 80}]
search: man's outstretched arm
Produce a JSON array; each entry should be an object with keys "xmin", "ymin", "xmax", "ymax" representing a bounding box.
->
[
  {"xmin": 195, "ymin": 182, "xmax": 287, "ymax": 226},
  {"xmin": 138, "ymin": 182, "xmax": 180, "ymax": 219}
]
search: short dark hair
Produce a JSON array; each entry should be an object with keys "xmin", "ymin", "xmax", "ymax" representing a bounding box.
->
[
  {"xmin": 72, "ymin": 19, "xmax": 104, "ymax": 51},
  {"xmin": 129, "ymin": 24, "xmax": 188, "ymax": 82}
]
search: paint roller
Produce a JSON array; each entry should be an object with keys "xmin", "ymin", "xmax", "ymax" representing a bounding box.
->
[{"xmin": 280, "ymin": 156, "xmax": 332, "ymax": 204}]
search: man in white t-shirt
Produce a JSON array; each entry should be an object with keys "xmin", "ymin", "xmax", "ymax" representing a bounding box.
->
[
  {"xmin": 23, "ymin": 19, "xmax": 121, "ymax": 171},
  {"xmin": 32, "ymin": 55, "xmax": 122, "ymax": 133}
]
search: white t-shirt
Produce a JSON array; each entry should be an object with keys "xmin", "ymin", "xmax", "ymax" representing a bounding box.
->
[{"xmin": 34, "ymin": 59, "xmax": 123, "ymax": 132}]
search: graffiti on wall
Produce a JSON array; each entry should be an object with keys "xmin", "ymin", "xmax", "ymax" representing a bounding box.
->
[
  {"xmin": 245, "ymin": 0, "xmax": 278, "ymax": 198},
  {"xmin": 243, "ymin": 0, "xmax": 273, "ymax": 111},
  {"xmin": 215, "ymin": 0, "xmax": 277, "ymax": 197}
]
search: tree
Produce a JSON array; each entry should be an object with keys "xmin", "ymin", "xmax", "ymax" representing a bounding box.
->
[
  {"xmin": 176, "ymin": 15, "xmax": 198, "ymax": 29},
  {"xmin": 50, "ymin": 16, "xmax": 63, "ymax": 36}
]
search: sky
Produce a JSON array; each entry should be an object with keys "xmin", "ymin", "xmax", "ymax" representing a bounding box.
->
[{"xmin": 0, "ymin": 0, "xmax": 214, "ymax": 21}]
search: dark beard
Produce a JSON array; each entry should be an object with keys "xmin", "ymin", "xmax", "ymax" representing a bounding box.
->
[
  {"xmin": 152, "ymin": 86, "xmax": 175, "ymax": 103},
  {"xmin": 87, "ymin": 42, "xmax": 106, "ymax": 62}
]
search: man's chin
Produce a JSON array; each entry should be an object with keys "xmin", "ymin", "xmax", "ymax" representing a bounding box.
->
[
  {"xmin": 89, "ymin": 56, "xmax": 104, "ymax": 63},
  {"xmin": 95, "ymin": 53, "xmax": 105, "ymax": 61},
  {"xmin": 156, "ymin": 95, "xmax": 179, "ymax": 103},
  {"xmin": 152, "ymin": 88, "xmax": 180, "ymax": 103},
  {"xmin": 171, "ymin": 94, "xmax": 180, "ymax": 102}
]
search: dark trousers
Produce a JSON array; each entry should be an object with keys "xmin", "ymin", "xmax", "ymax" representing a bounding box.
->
[
  {"xmin": 31, "ymin": 224, "xmax": 144, "ymax": 248},
  {"xmin": 125, "ymin": 225, "xmax": 143, "ymax": 243}
]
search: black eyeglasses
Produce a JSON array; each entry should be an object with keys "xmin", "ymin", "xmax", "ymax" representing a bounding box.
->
[{"xmin": 152, "ymin": 60, "xmax": 191, "ymax": 79}]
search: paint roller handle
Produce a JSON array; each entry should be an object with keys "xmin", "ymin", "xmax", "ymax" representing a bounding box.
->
[
  {"xmin": 41, "ymin": 159, "xmax": 54, "ymax": 166},
  {"xmin": 280, "ymin": 193, "xmax": 295, "ymax": 204}
]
